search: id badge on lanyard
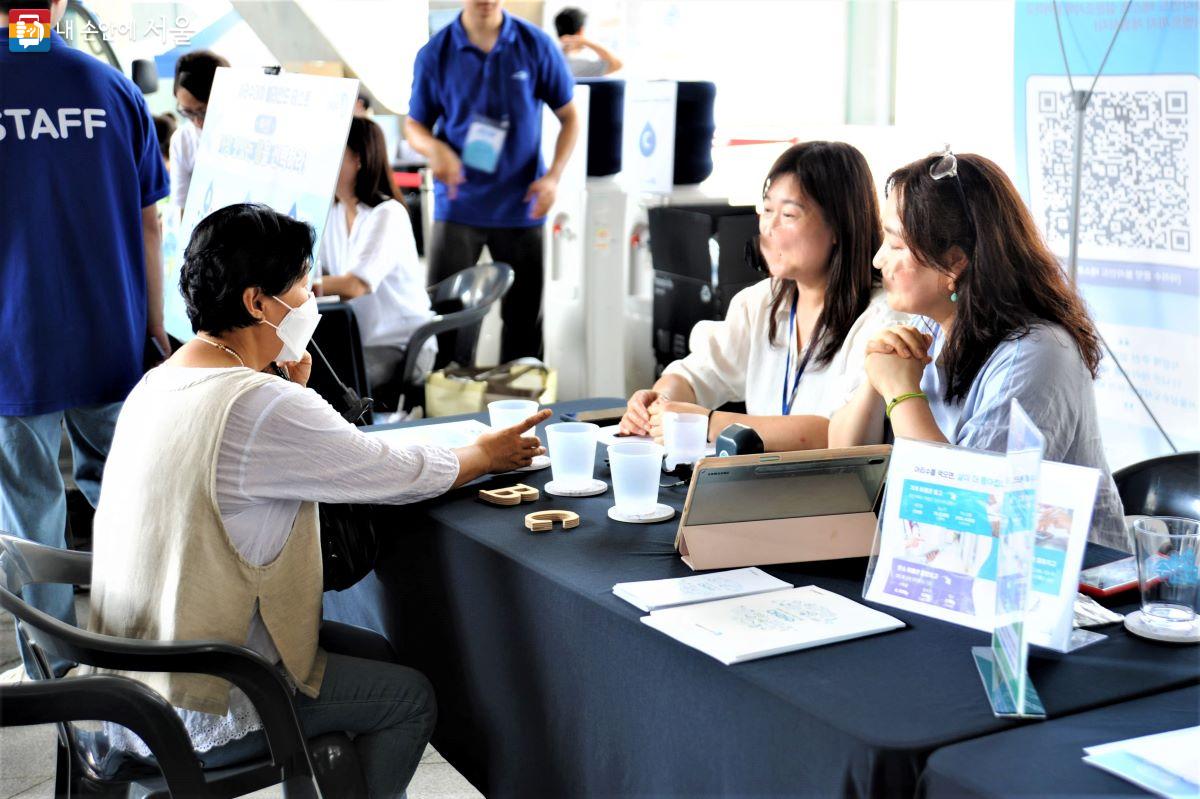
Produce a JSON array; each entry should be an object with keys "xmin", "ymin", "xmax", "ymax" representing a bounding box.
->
[{"xmin": 462, "ymin": 113, "xmax": 509, "ymax": 174}]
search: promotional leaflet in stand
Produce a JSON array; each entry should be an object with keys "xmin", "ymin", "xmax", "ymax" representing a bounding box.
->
[{"xmin": 864, "ymin": 436, "xmax": 1101, "ymax": 652}]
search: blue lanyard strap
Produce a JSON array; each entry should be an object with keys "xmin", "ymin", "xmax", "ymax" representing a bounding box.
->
[{"xmin": 781, "ymin": 293, "xmax": 811, "ymax": 416}]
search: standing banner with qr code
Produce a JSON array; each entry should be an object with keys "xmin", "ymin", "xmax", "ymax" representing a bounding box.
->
[
  {"xmin": 1013, "ymin": 2, "xmax": 1200, "ymax": 468},
  {"xmin": 165, "ymin": 68, "xmax": 358, "ymax": 341}
]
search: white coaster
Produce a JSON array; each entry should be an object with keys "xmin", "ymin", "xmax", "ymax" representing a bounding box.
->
[
  {"xmin": 607, "ymin": 504, "xmax": 676, "ymax": 524},
  {"xmin": 1124, "ymin": 610, "xmax": 1200, "ymax": 643},
  {"xmin": 514, "ymin": 455, "xmax": 551, "ymax": 473},
  {"xmin": 545, "ymin": 478, "xmax": 608, "ymax": 497}
]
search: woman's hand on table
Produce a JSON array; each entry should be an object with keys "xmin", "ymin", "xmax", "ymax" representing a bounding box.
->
[
  {"xmin": 475, "ymin": 409, "xmax": 551, "ymax": 473},
  {"xmin": 619, "ymin": 389, "xmax": 665, "ymax": 436},
  {"xmin": 647, "ymin": 400, "xmax": 709, "ymax": 444}
]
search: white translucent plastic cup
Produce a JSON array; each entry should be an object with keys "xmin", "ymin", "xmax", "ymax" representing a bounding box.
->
[
  {"xmin": 547, "ymin": 423, "xmax": 599, "ymax": 487},
  {"xmin": 1133, "ymin": 517, "xmax": 1200, "ymax": 628},
  {"xmin": 609, "ymin": 442, "xmax": 664, "ymax": 515},
  {"xmin": 488, "ymin": 399, "xmax": 539, "ymax": 430},
  {"xmin": 663, "ymin": 412, "xmax": 708, "ymax": 469}
]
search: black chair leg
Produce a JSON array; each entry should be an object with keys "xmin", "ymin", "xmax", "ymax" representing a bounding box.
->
[{"xmin": 54, "ymin": 739, "xmax": 71, "ymax": 798}]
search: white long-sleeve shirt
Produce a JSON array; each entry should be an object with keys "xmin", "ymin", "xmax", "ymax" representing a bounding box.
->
[
  {"xmin": 167, "ymin": 123, "xmax": 198, "ymax": 210},
  {"xmin": 108, "ymin": 366, "xmax": 459, "ymax": 755},
  {"xmin": 317, "ymin": 198, "xmax": 436, "ymax": 360},
  {"xmin": 663, "ymin": 280, "xmax": 908, "ymax": 421}
]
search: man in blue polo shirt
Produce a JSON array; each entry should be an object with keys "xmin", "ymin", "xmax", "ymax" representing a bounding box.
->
[
  {"xmin": 405, "ymin": 0, "xmax": 578, "ymax": 361},
  {"xmin": 1, "ymin": 0, "xmax": 169, "ymax": 672}
]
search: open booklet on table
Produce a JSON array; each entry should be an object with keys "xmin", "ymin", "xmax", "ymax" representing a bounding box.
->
[
  {"xmin": 616, "ymin": 570, "xmax": 904, "ymax": 665},
  {"xmin": 1083, "ymin": 726, "xmax": 1200, "ymax": 799}
]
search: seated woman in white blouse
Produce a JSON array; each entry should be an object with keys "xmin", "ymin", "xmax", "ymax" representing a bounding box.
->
[
  {"xmin": 619, "ymin": 141, "xmax": 909, "ymax": 450},
  {"xmin": 92, "ymin": 204, "xmax": 548, "ymax": 797},
  {"xmin": 316, "ymin": 116, "xmax": 436, "ymax": 391}
]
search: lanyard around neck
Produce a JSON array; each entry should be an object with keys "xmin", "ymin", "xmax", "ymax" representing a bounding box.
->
[{"xmin": 781, "ymin": 293, "xmax": 815, "ymax": 416}]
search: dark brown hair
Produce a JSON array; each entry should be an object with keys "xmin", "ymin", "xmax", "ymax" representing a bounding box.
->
[
  {"xmin": 764, "ymin": 141, "xmax": 882, "ymax": 368},
  {"xmin": 346, "ymin": 117, "xmax": 399, "ymax": 208},
  {"xmin": 153, "ymin": 113, "xmax": 176, "ymax": 161},
  {"xmin": 886, "ymin": 152, "xmax": 1102, "ymax": 402},
  {"xmin": 173, "ymin": 50, "xmax": 229, "ymax": 103}
]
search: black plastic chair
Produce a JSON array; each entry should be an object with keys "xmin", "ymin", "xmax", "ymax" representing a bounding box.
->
[
  {"xmin": 377, "ymin": 262, "xmax": 514, "ymax": 411},
  {"xmin": 1112, "ymin": 451, "xmax": 1200, "ymax": 520},
  {"xmin": 0, "ymin": 534, "xmax": 365, "ymax": 798},
  {"xmin": 1, "ymin": 676, "xmax": 211, "ymax": 797}
]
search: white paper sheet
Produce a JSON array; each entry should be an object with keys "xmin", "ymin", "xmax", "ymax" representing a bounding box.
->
[
  {"xmin": 366, "ymin": 420, "xmax": 491, "ymax": 450},
  {"xmin": 597, "ymin": 425, "xmax": 716, "ymax": 455},
  {"xmin": 1084, "ymin": 726, "xmax": 1200, "ymax": 799},
  {"xmin": 613, "ymin": 568, "xmax": 791, "ymax": 612},
  {"xmin": 642, "ymin": 586, "xmax": 904, "ymax": 665}
]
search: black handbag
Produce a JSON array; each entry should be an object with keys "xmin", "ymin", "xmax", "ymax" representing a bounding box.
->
[{"xmin": 318, "ymin": 503, "xmax": 380, "ymax": 592}]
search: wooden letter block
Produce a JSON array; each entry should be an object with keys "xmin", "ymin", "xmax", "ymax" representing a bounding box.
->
[
  {"xmin": 524, "ymin": 510, "xmax": 581, "ymax": 533},
  {"xmin": 479, "ymin": 484, "xmax": 540, "ymax": 506}
]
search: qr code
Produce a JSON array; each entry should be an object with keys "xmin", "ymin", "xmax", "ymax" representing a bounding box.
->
[{"xmin": 1026, "ymin": 74, "xmax": 1199, "ymax": 269}]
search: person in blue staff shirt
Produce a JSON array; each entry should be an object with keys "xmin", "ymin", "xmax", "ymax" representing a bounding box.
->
[
  {"xmin": 0, "ymin": 0, "xmax": 170, "ymax": 675},
  {"xmin": 404, "ymin": 0, "xmax": 579, "ymax": 362},
  {"xmin": 828, "ymin": 149, "xmax": 1127, "ymax": 549}
]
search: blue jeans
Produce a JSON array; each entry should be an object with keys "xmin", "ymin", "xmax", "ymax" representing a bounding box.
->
[
  {"xmin": 0, "ymin": 402, "xmax": 122, "ymax": 674},
  {"xmin": 200, "ymin": 646, "xmax": 436, "ymax": 798}
]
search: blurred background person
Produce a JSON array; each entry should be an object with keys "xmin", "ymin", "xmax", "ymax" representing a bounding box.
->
[
  {"xmin": 554, "ymin": 6, "xmax": 623, "ymax": 78},
  {"xmin": 153, "ymin": 112, "xmax": 176, "ymax": 171},
  {"xmin": 354, "ymin": 92, "xmax": 373, "ymax": 117},
  {"xmin": 316, "ymin": 117, "xmax": 437, "ymax": 399},
  {"xmin": 405, "ymin": 0, "xmax": 579, "ymax": 362},
  {"xmin": 169, "ymin": 49, "xmax": 229, "ymax": 214}
]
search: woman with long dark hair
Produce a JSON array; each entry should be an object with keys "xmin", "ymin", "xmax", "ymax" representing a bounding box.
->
[
  {"xmin": 316, "ymin": 117, "xmax": 435, "ymax": 391},
  {"xmin": 829, "ymin": 149, "xmax": 1126, "ymax": 546},
  {"xmin": 619, "ymin": 141, "xmax": 908, "ymax": 450}
]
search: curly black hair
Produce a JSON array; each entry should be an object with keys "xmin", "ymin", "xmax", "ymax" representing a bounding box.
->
[{"xmin": 180, "ymin": 203, "xmax": 314, "ymax": 334}]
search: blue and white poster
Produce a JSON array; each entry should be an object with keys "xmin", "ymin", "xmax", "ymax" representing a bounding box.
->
[
  {"xmin": 166, "ymin": 68, "xmax": 358, "ymax": 340},
  {"xmin": 1014, "ymin": 1, "xmax": 1200, "ymax": 468}
]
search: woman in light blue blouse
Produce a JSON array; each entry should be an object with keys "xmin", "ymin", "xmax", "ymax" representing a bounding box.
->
[{"xmin": 830, "ymin": 149, "xmax": 1128, "ymax": 549}]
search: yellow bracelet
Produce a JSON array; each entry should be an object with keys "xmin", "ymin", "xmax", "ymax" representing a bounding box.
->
[{"xmin": 886, "ymin": 391, "xmax": 927, "ymax": 419}]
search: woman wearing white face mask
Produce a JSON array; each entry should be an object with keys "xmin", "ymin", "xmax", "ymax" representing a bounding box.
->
[{"xmin": 89, "ymin": 204, "xmax": 548, "ymax": 797}]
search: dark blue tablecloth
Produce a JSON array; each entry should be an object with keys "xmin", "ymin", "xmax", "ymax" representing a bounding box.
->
[
  {"xmin": 323, "ymin": 399, "xmax": 1200, "ymax": 798},
  {"xmin": 919, "ymin": 685, "xmax": 1200, "ymax": 798}
]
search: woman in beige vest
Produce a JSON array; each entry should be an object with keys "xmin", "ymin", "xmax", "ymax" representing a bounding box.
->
[{"xmin": 90, "ymin": 203, "xmax": 547, "ymax": 797}]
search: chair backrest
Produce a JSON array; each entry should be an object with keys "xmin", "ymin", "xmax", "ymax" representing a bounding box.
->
[
  {"xmin": 0, "ymin": 534, "xmax": 322, "ymax": 797},
  {"xmin": 392, "ymin": 263, "xmax": 515, "ymax": 399},
  {"xmin": 1, "ymin": 676, "xmax": 210, "ymax": 797},
  {"xmin": 1112, "ymin": 451, "xmax": 1200, "ymax": 519},
  {"xmin": 429, "ymin": 262, "xmax": 515, "ymax": 368}
]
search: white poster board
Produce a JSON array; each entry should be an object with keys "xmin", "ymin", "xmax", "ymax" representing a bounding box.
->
[
  {"xmin": 622, "ymin": 79, "xmax": 677, "ymax": 194},
  {"xmin": 864, "ymin": 437, "xmax": 1100, "ymax": 653},
  {"xmin": 165, "ymin": 68, "xmax": 358, "ymax": 341}
]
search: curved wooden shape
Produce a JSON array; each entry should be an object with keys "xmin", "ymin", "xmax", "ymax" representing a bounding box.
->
[{"xmin": 525, "ymin": 510, "xmax": 580, "ymax": 532}]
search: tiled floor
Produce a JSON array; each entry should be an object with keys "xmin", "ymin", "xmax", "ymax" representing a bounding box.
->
[{"xmin": 0, "ymin": 602, "xmax": 481, "ymax": 799}]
